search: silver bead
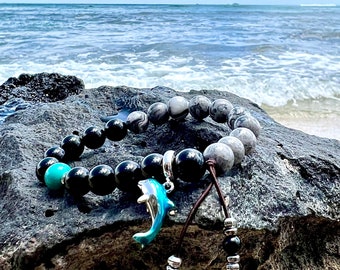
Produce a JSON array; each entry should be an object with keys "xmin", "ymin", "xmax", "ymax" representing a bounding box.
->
[
  {"xmin": 226, "ymin": 263, "xmax": 240, "ymax": 270},
  {"xmin": 227, "ymin": 255, "xmax": 240, "ymax": 263},
  {"xmin": 224, "ymin": 227, "xmax": 238, "ymax": 236},
  {"xmin": 224, "ymin": 217, "xmax": 237, "ymax": 229},
  {"xmin": 163, "ymin": 150, "xmax": 176, "ymax": 184},
  {"xmin": 167, "ymin": 255, "xmax": 182, "ymax": 269}
]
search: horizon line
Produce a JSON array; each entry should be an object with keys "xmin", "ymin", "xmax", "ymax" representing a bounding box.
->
[
  {"xmin": 0, "ymin": 2, "xmax": 338, "ymax": 6},
  {"xmin": 0, "ymin": 2, "xmax": 319, "ymax": 5}
]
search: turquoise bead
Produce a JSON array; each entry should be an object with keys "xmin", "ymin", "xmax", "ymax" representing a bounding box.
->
[{"xmin": 44, "ymin": 162, "xmax": 71, "ymax": 190}]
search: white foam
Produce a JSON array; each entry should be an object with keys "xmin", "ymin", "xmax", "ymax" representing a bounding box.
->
[
  {"xmin": 300, "ymin": 4, "xmax": 337, "ymax": 7},
  {"xmin": 1, "ymin": 50, "xmax": 339, "ymax": 108}
]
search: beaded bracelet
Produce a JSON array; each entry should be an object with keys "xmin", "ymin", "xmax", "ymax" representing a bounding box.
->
[{"xmin": 36, "ymin": 95, "xmax": 260, "ymax": 270}]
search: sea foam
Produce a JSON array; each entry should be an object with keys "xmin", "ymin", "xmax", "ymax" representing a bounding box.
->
[{"xmin": 0, "ymin": 4, "xmax": 339, "ymax": 108}]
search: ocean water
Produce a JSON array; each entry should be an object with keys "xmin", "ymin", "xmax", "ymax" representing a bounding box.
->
[{"xmin": 0, "ymin": 4, "xmax": 339, "ymax": 139}]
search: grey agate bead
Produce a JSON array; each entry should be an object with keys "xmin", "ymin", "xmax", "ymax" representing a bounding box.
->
[
  {"xmin": 234, "ymin": 114, "xmax": 261, "ymax": 138},
  {"xmin": 203, "ymin": 142, "xmax": 234, "ymax": 175},
  {"xmin": 230, "ymin": 127, "xmax": 257, "ymax": 155},
  {"xmin": 218, "ymin": 136, "xmax": 245, "ymax": 165},
  {"xmin": 126, "ymin": 111, "xmax": 149, "ymax": 134},
  {"xmin": 188, "ymin": 95, "xmax": 212, "ymax": 121},
  {"xmin": 147, "ymin": 102, "xmax": 169, "ymax": 125},
  {"xmin": 228, "ymin": 106, "xmax": 250, "ymax": 129},
  {"xmin": 209, "ymin": 99, "xmax": 233, "ymax": 123},
  {"xmin": 167, "ymin": 96, "xmax": 189, "ymax": 121}
]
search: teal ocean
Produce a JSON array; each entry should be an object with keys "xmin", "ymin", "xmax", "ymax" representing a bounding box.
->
[{"xmin": 0, "ymin": 4, "xmax": 339, "ymax": 139}]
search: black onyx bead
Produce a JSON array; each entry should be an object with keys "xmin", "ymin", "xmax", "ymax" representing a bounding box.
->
[
  {"xmin": 141, "ymin": 153, "xmax": 165, "ymax": 183},
  {"xmin": 175, "ymin": 148, "xmax": 206, "ymax": 182},
  {"xmin": 88, "ymin": 165, "xmax": 116, "ymax": 196},
  {"xmin": 223, "ymin": 236, "xmax": 241, "ymax": 256},
  {"xmin": 64, "ymin": 167, "xmax": 90, "ymax": 197},
  {"xmin": 104, "ymin": 119, "xmax": 128, "ymax": 141},
  {"xmin": 115, "ymin": 160, "xmax": 143, "ymax": 193},
  {"xmin": 36, "ymin": 157, "xmax": 59, "ymax": 182},
  {"xmin": 44, "ymin": 146, "xmax": 65, "ymax": 161},
  {"xmin": 81, "ymin": 126, "xmax": 106, "ymax": 149},
  {"xmin": 60, "ymin": 135, "xmax": 84, "ymax": 160}
]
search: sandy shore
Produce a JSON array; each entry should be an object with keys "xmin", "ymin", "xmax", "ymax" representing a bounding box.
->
[{"xmin": 262, "ymin": 97, "xmax": 340, "ymax": 141}]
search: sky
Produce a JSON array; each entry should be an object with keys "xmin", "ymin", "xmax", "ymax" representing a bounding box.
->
[{"xmin": 0, "ymin": 0, "xmax": 340, "ymax": 5}]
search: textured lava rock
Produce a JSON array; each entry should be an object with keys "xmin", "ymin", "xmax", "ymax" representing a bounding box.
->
[
  {"xmin": 0, "ymin": 72, "xmax": 84, "ymax": 104},
  {"xmin": 0, "ymin": 76, "xmax": 339, "ymax": 269}
]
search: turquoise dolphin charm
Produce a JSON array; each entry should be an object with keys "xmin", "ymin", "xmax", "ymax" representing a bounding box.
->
[{"xmin": 133, "ymin": 178, "xmax": 176, "ymax": 248}]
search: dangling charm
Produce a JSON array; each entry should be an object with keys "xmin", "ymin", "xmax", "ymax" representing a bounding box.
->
[{"xmin": 133, "ymin": 178, "xmax": 176, "ymax": 248}]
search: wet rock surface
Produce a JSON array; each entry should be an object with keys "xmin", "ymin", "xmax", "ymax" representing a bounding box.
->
[
  {"xmin": 0, "ymin": 73, "xmax": 339, "ymax": 269},
  {"xmin": 0, "ymin": 72, "xmax": 84, "ymax": 104}
]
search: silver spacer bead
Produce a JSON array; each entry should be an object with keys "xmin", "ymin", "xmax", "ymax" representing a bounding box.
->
[
  {"xmin": 224, "ymin": 217, "xmax": 237, "ymax": 229},
  {"xmin": 227, "ymin": 255, "xmax": 240, "ymax": 263},
  {"xmin": 163, "ymin": 150, "xmax": 176, "ymax": 182},
  {"xmin": 61, "ymin": 174, "xmax": 66, "ymax": 185},
  {"xmin": 167, "ymin": 255, "xmax": 182, "ymax": 269},
  {"xmin": 226, "ymin": 263, "xmax": 240, "ymax": 270},
  {"xmin": 224, "ymin": 227, "xmax": 238, "ymax": 236}
]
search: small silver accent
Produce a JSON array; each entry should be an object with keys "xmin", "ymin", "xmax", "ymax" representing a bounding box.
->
[
  {"xmin": 224, "ymin": 228, "xmax": 238, "ymax": 236},
  {"xmin": 227, "ymin": 255, "xmax": 240, "ymax": 263},
  {"xmin": 163, "ymin": 181, "xmax": 175, "ymax": 194},
  {"xmin": 167, "ymin": 255, "xmax": 182, "ymax": 269},
  {"xmin": 169, "ymin": 209, "xmax": 177, "ymax": 216},
  {"xmin": 163, "ymin": 150, "xmax": 176, "ymax": 181},
  {"xmin": 61, "ymin": 174, "xmax": 66, "ymax": 185},
  {"xmin": 224, "ymin": 217, "xmax": 237, "ymax": 229},
  {"xmin": 226, "ymin": 263, "xmax": 240, "ymax": 270},
  {"xmin": 163, "ymin": 150, "xmax": 176, "ymax": 193}
]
